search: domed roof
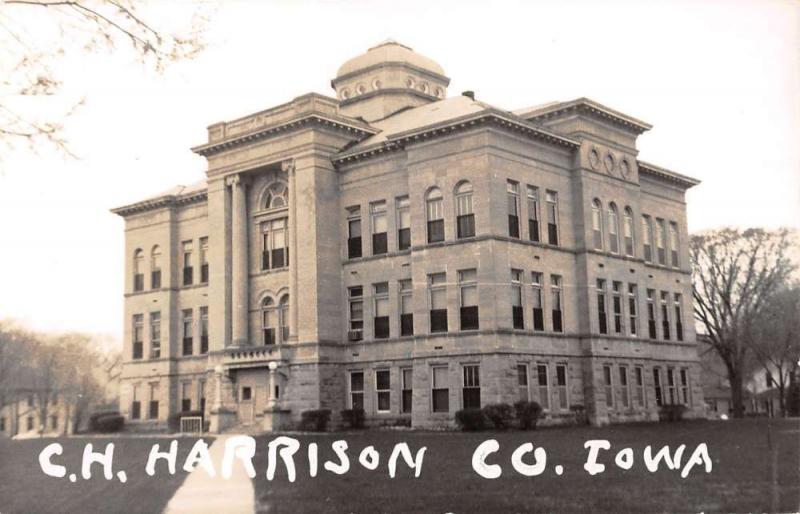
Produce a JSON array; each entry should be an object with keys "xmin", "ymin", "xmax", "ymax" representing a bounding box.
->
[{"xmin": 336, "ymin": 40, "xmax": 446, "ymax": 79}]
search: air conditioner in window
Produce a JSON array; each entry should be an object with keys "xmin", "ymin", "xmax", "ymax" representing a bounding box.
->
[{"xmin": 347, "ymin": 330, "xmax": 363, "ymax": 342}]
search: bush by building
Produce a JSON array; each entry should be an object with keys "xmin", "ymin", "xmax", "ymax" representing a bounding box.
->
[
  {"xmin": 340, "ymin": 408, "xmax": 365, "ymax": 429},
  {"xmin": 455, "ymin": 408, "xmax": 488, "ymax": 431},
  {"xmin": 482, "ymin": 403, "xmax": 514, "ymax": 430},
  {"xmin": 299, "ymin": 409, "xmax": 331, "ymax": 432},
  {"xmin": 514, "ymin": 401, "xmax": 543, "ymax": 430},
  {"xmin": 89, "ymin": 411, "xmax": 124, "ymax": 433}
]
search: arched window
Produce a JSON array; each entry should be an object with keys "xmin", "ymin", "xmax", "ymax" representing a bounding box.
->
[
  {"xmin": 133, "ymin": 249, "xmax": 144, "ymax": 292},
  {"xmin": 454, "ymin": 181, "xmax": 474, "ymax": 239},
  {"xmin": 279, "ymin": 295, "xmax": 289, "ymax": 342},
  {"xmin": 426, "ymin": 187, "xmax": 444, "ymax": 243},
  {"xmin": 150, "ymin": 246, "xmax": 162, "ymax": 289},
  {"xmin": 263, "ymin": 182, "xmax": 288, "ymax": 210},
  {"xmin": 623, "ymin": 207, "xmax": 635, "ymax": 256},
  {"xmin": 608, "ymin": 203, "xmax": 620, "ymax": 254},
  {"xmin": 261, "ymin": 297, "xmax": 276, "ymax": 345},
  {"xmin": 591, "ymin": 199, "xmax": 603, "ymax": 250}
]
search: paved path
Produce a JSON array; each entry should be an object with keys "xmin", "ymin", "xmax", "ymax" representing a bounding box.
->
[{"xmin": 163, "ymin": 436, "xmax": 255, "ymax": 514}]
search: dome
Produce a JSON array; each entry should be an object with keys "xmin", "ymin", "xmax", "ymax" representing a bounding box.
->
[{"xmin": 335, "ymin": 40, "xmax": 446, "ymax": 79}]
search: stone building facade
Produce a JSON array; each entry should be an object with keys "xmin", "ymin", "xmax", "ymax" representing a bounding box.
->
[{"xmin": 112, "ymin": 41, "xmax": 703, "ymax": 431}]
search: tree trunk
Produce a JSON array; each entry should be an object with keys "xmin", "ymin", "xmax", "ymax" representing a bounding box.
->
[{"xmin": 728, "ymin": 366, "xmax": 745, "ymax": 418}]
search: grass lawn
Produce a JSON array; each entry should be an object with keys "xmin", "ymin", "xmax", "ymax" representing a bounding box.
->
[
  {"xmin": 252, "ymin": 418, "xmax": 800, "ymax": 513},
  {"xmin": 0, "ymin": 435, "xmax": 211, "ymax": 514}
]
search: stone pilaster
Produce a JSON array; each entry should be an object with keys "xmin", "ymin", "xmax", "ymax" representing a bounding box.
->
[
  {"xmin": 228, "ymin": 174, "xmax": 249, "ymax": 346},
  {"xmin": 284, "ymin": 159, "xmax": 299, "ymax": 342}
]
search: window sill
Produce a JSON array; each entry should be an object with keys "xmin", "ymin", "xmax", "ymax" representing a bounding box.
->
[{"xmin": 250, "ymin": 267, "xmax": 289, "ymax": 278}]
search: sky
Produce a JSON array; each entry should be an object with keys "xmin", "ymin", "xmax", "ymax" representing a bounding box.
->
[{"xmin": 0, "ymin": 0, "xmax": 797, "ymax": 340}]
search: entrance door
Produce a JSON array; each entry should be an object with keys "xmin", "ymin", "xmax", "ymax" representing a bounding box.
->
[{"xmin": 238, "ymin": 383, "xmax": 255, "ymax": 424}]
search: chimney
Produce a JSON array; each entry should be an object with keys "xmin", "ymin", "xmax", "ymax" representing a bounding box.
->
[{"xmin": 461, "ymin": 90, "xmax": 475, "ymax": 100}]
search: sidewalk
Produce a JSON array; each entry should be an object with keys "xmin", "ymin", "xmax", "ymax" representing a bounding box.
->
[{"xmin": 163, "ymin": 436, "xmax": 255, "ymax": 514}]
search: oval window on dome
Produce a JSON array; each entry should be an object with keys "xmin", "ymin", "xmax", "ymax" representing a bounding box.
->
[
  {"xmin": 372, "ymin": 78, "xmax": 382, "ymax": 90},
  {"xmin": 341, "ymin": 89, "xmax": 350, "ymax": 100},
  {"xmin": 406, "ymin": 77, "xmax": 416, "ymax": 89},
  {"xmin": 435, "ymin": 87, "xmax": 443, "ymax": 98},
  {"xmin": 420, "ymin": 82, "xmax": 429, "ymax": 94},
  {"xmin": 355, "ymin": 83, "xmax": 366, "ymax": 95}
]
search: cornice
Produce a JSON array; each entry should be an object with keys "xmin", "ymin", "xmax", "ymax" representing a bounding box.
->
[
  {"xmin": 192, "ymin": 112, "xmax": 377, "ymax": 158},
  {"xmin": 110, "ymin": 189, "xmax": 207, "ymax": 217},
  {"xmin": 521, "ymin": 98, "xmax": 653, "ymax": 135},
  {"xmin": 331, "ymin": 61, "xmax": 451, "ymax": 87},
  {"xmin": 637, "ymin": 160, "xmax": 701, "ymax": 189},
  {"xmin": 332, "ymin": 109, "xmax": 580, "ymax": 166}
]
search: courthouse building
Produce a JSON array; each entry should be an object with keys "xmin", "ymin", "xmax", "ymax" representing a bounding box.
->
[{"xmin": 112, "ymin": 41, "xmax": 703, "ymax": 431}]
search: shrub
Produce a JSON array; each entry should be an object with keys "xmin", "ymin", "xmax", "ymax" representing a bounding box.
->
[
  {"xmin": 168, "ymin": 410, "xmax": 204, "ymax": 433},
  {"xmin": 300, "ymin": 409, "xmax": 331, "ymax": 432},
  {"xmin": 659, "ymin": 404, "xmax": 688, "ymax": 422},
  {"xmin": 455, "ymin": 408, "xmax": 488, "ymax": 431},
  {"xmin": 482, "ymin": 403, "xmax": 515, "ymax": 430},
  {"xmin": 340, "ymin": 408, "xmax": 365, "ymax": 429},
  {"xmin": 514, "ymin": 401, "xmax": 542, "ymax": 430},
  {"xmin": 90, "ymin": 412, "xmax": 124, "ymax": 433},
  {"xmin": 570, "ymin": 404, "xmax": 588, "ymax": 425}
]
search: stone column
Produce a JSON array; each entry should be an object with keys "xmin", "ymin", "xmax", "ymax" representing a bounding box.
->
[
  {"xmin": 284, "ymin": 159, "xmax": 299, "ymax": 342},
  {"xmin": 228, "ymin": 174, "xmax": 249, "ymax": 346},
  {"xmin": 267, "ymin": 361, "xmax": 278, "ymax": 408}
]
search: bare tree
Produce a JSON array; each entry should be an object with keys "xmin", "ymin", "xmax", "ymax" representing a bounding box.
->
[
  {"xmin": 1, "ymin": 0, "xmax": 208, "ymax": 158},
  {"xmin": 749, "ymin": 284, "xmax": 800, "ymax": 416},
  {"xmin": 691, "ymin": 228, "xmax": 796, "ymax": 418}
]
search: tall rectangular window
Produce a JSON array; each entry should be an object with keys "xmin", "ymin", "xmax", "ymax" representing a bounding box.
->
[
  {"xmin": 623, "ymin": 208, "xmax": 635, "ymax": 257},
  {"xmin": 200, "ymin": 237, "xmax": 209, "ymax": 283},
  {"xmin": 619, "ymin": 366, "xmax": 630, "ymax": 409},
  {"xmin": 348, "ymin": 286, "xmax": 363, "ymax": 341},
  {"xmin": 462, "ymin": 365, "xmax": 481, "ymax": 409},
  {"xmin": 537, "ymin": 363, "xmax": 550, "ymax": 410},
  {"xmin": 396, "ymin": 196, "xmax": 411, "ymax": 250},
  {"xmin": 431, "ymin": 366, "xmax": 449, "ymax": 412},
  {"xmin": 551, "ymin": 275, "xmax": 563, "ymax": 332},
  {"xmin": 426, "ymin": 190, "xmax": 444, "ymax": 243},
  {"xmin": 455, "ymin": 182, "xmax": 475, "ymax": 239},
  {"xmin": 399, "ymin": 279, "xmax": 413, "ymax": 336},
  {"xmin": 634, "ymin": 366, "xmax": 646, "ymax": 408},
  {"xmin": 517, "ymin": 364, "xmax": 529, "ymax": 402},
  {"xmin": 200, "ymin": 306, "xmax": 209, "ymax": 354},
  {"xmin": 603, "ymin": 365, "xmax": 614, "ymax": 408},
  {"xmin": 656, "ymin": 219, "xmax": 667, "ymax": 265},
  {"xmin": 134, "ymin": 250, "xmax": 144, "ymax": 292},
  {"xmin": 592, "ymin": 200, "xmax": 604, "ymax": 250},
  {"xmin": 370, "ymin": 201, "xmax": 388, "ymax": 255},
  {"xmin": 511, "ymin": 269, "xmax": 524, "ymax": 329},
  {"xmin": 149, "ymin": 383, "xmax": 159, "ymax": 419},
  {"xmin": 653, "ymin": 367, "xmax": 663, "ymax": 407},
  {"xmin": 181, "ymin": 382, "xmax": 192, "ymax": 412},
  {"xmin": 669, "ymin": 222, "xmax": 679, "ymax": 267},
  {"xmin": 507, "ymin": 180, "xmax": 520, "ymax": 238},
  {"xmin": 608, "ymin": 205, "xmax": 620, "ymax": 254},
  {"xmin": 132, "ymin": 314, "xmax": 143, "ymax": 360},
  {"xmin": 182, "ymin": 309, "xmax": 193, "ymax": 356},
  {"xmin": 646, "ymin": 289, "xmax": 657, "ymax": 339},
  {"xmin": 373, "ymin": 282, "xmax": 390, "ymax": 339},
  {"xmin": 182, "ymin": 241, "xmax": 193, "ymax": 286},
  {"xmin": 680, "ymin": 368, "xmax": 690, "ymax": 405},
  {"xmin": 660, "ymin": 291, "xmax": 671, "ymax": 340},
  {"xmin": 199, "ymin": 380, "xmax": 206, "ymax": 412},
  {"xmin": 376, "ymin": 369, "xmax": 390, "ymax": 412},
  {"xmin": 347, "ymin": 206, "xmax": 362, "ymax": 259},
  {"xmin": 612, "ymin": 281, "xmax": 624, "ymax": 334},
  {"xmin": 546, "ymin": 191, "xmax": 559, "ymax": 245},
  {"xmin": 666, "ymin": 368, "xmax": 676, "ymax": 404},
  {"xmin": 151, "ymin": 247, "xmax": 161, "ymax": 289},
  {"xmin": 458, "ymin": 269, "xmax": 479, "ymax": 331},
  {"xmin": 401, "ymin": 368, "xmax": 413, "ymax": 413},
  {"xmin": 596, "ymin": 279, "xmax": 608, "ymax": 334},
  {"xmin": 527, "ymin": 185, "xmax": 540, "ymax": 242},
  {"xmin": 531, "ymin": 272, "xmax": 545, "ymax": 331},
  {"xmin": 429, "ymin": 273, "xmax": 448, "ymax": 333},
  {"xmin": 149, "ymin": 312, "xmax": 161, "ymax": 359},
  {"xmin": 131, "ymin": 385, "xmax": 140, "ymax": 420},
  {"xmin": 674, "ymin": 293, "xmax": 684, "ymax": 342},
  {"xmin": 262, "ymin": 218, "xmax": 288, "ymax": 270},
  {"xmin": 642, "ymin": 215, "xmax": 653, "ymax": 263},
  {"xmin": 349, "ymin": 371, "xmax": 364, "ymax": 409},
  {"xmin": 556, "ymin": 364, "xmax": 568, "ymax": 410},
  {"xmin": 628, "ymin": 284, "xmax": 639, "ymax": 337}
]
